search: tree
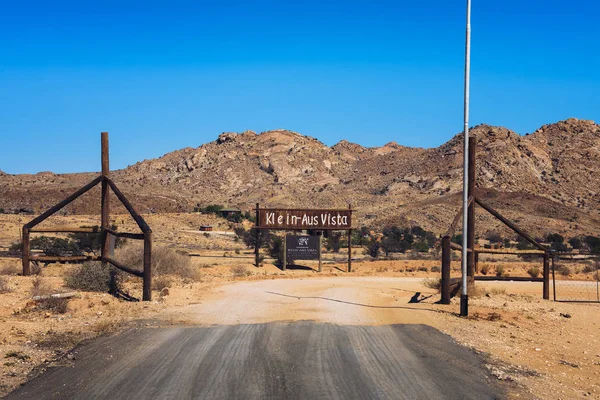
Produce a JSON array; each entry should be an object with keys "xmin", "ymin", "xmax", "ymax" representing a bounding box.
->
[
  {"xmin": 451, "ymin": 234, "xmax": 463, "ymax": 245},
  {"xmin": 584, "ymin": 236, "xmax": 600, "ymax": 254},
  {"xmin": 568, "ymin": 237, "xmax": 583, "ymax": 250},
  {"xmin": 325, "ymin": 232, "xmax": 341, "ymax": 253},
  {"xmin": 485, "ymin": 231, "xmax": 502, "ymax": 243},
  {"xmin": 411, "ymin": 226, "xmax": 427, "ymax": 238},
  {"xmin": 546, "ymin": 233, "xmax": 564, "ymax": 244},
  {"xmin": 367, "ymin": 238, "xmax": 380, "ymax": 258}
]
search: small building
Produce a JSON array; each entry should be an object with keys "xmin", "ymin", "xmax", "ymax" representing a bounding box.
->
[{"xmin": 199, "ymin": 225, "xmax": 213, "ymax": 232}]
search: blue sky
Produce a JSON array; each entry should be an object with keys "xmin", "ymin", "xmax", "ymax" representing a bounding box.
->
[{"xmin": 1, "ymin": 0, "xmax": 598, "ymax": 174}]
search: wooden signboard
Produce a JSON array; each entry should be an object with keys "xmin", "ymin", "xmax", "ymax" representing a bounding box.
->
[{"xmin": 256, "ymin": 208, "xmax": 352, "ymax": 230}]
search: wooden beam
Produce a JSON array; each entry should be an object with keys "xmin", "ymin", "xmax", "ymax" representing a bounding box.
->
[
  {"xmin": 104, "ymin": 228, "xmax": 145, "ymax": 240},
  {"xmin": 30, "ymin": 227, "xmax": 97, "ymax": 233},
  {"xmin": 474, "ymin": 276, "xmax": 544, "ymax": 282},
  {"xmin": 444, "ymin": 196, "xmax": 473, "ymax": 238},
  {"xmin": 475, "ymin": 248, "xmax": 545, "ymax": 255},
  {"xmin": 24, "ymin": 175, "xmax": 103, "ymax": 229},
  {"xmin": 143, "ymin": 232, "xmax": 152, "ymax": 301},
  {"xmin": 30, "ymin": 255, "xmax": 101, "ymax": 262},
  {"xmin": 103, "ymin": 256, "xmax": 144, "ymax": 277},
  {"xmin": 105, "ymin": 178, "xmax": 151, "ymax": 233},
  {"xmin": 441, "ymin": 236, "xmax": 451, "ymax": 304},
  {"xmin": 474, "ymin": 197, "xmax": 547, "ymax": 251},
  {"xmin": 450, "ymin": 242, "xmax": 473, "ymax": 252},
  {"xmin": 543, "ymin": 252, "xmax": 550, "ymax": 300}
]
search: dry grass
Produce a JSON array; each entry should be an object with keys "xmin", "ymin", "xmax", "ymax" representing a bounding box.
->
[
  {"xmin": 153, "ymin": 276, "xmax": 172, "ymax": 291},
  {"xmin": 30, "ymin": 276, "xmax": 53, "ymax": 298},
  {"xmin": 0, "ymin": 276, "xmax": 12, "ymax": 293},
  {"xmin": 231, "ymin": 265, "xmax": 250, "ymax": 278},
  {"xmin": 422, "ymin": 278, "xmax": 441, "ymax": 291},
  {"xmin": 0, "ymin": 264, "xmax": 20, "ymax": 276},
  {"xmin": 35, "ymin": 297, "xmax": 70, "ymax": 314},
  {"xmin": 115, "ymin": 244, "xmax": 199, "ymax": 280},
  {"xmin": 527, "ymin": 267, "xmax": 540, "ymax": 278},
  {"xmin": 64, "ymin": 262, "xmax": 116, "ymax": 293}
]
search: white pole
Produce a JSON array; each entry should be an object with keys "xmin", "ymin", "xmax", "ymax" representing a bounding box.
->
[{"xmin": 460, "ymin": 0, "xmax": 472, "ymax": 317}]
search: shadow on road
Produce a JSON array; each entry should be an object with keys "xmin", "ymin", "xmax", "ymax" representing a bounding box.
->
[{"xmin": 265, "ymin": 291, "xmax": 449, "ymax": 314}]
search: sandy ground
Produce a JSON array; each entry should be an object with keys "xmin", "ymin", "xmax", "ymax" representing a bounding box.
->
[{"xmin": 1, "ymin": 212, "xmax": 599, "ymax": 399}]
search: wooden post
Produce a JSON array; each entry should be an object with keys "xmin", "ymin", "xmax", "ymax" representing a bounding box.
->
[
  {"xmin": 143, "ymin": 231, "xmax": 152, "ymax": 301},
  {"xmin": 441, "ymin": 236, "xmax": 451, "ymax": 304},
  {"xmin": 552, "ymin": 254, "xmax": 556, "ymax": 302},
  {"xmin": 255, "ymin": 203, "xmax": 260, "ymax": 267},
  {"xmin": 282, "ymin": 234, "xmax": 287, "ymax": 271},
  {"xmin": 101, "ymin": 132, "xmax": 110, "ymax": 262},
  {"xmin": 318, "ymin": 233, "xmax": 322, "ymax": 272},
  {"xmin": 347, "ymin": 204, "xmax": 353, "ymax": 272},
  {"xmin": 543, "ymin": 252, "xmax": 550, "ymax": 300},
  {"xmin": 467, "ymin": 136, "xmax": 476, "ymax": 282},
  {"xmin": 22, "ymin": 227, "xmax": 30, "ymax": 276}
]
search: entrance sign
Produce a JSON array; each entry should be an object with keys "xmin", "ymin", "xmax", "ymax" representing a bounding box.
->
[
  {"xmin": 256, "ymin": 208, "xmax": 352, "ymax": 230},
  {"xmin": 286, "ymin": 235, "xmax": 320, "ymax": 260},
  {"xmin": 254, "ymin": 204, "xmax": 354, "ymax": 273}
]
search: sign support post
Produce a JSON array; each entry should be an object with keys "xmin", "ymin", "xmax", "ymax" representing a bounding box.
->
[
  {"xmin": 318, "ymin": 234, "xmax": 322, "ymax": 272},
  {"xmin": 282, "ymin": 235, "xmax": 287, "ymax": 271},
  {"xmin": 255, "ymin": 203, "xmax": 260, "ymax": 267}
]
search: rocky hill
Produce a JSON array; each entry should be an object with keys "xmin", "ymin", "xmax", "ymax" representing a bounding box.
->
[{"xmin": 1, "ymin": 118, "xmax": 599, "ymax": 237}]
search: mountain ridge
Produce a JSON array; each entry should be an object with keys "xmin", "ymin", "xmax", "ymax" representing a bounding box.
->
[{"xmin": 1, "ymin": 118, "xmax": 599, "ymax": 237}]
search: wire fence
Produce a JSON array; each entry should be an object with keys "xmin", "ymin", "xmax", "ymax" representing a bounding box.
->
[{"xmin": 552, "ymin": 255, "xmax": 599, "ymax": 302}]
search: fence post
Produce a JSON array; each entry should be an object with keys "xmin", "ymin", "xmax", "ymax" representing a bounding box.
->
[
  {"xmin": 143, "ymin": 231, "xmax": 152, "ymax": 301},
  {"xmin": 441, "ymin": 236, "xmax": 451, "ymax": 304},
  {"xmin": 255, "ymin": 203, "xmax": 260, "ymax": 267},
  {"xmin": 543, "ymin": 252, "xmax": 550, "ymax": 300},
  {"xmin": 101, "ymin": 132, "xmax": 110, "ymax": 263},
  {"xmin": 22, "ymin": 227, "xmax": 30, "ymax": 276}
]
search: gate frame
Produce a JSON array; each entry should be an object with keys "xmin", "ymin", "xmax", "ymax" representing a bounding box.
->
[
  {"xmin": 440, "ymin": 137, "xmax": 550, "ymax": 304},
  {"xmin": 21, "ymin": 132, "xmax": 154, "ymax": 301}
]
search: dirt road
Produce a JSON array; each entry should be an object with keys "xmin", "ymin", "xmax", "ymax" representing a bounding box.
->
[{"xmin": 7, "ymin": 278, "xmax": 511, "ymax": 399}]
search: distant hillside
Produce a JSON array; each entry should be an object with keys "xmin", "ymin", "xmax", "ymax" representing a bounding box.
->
[{"xmin": 1, "ymin": 118, "xmax": 599, "ymax": 237}]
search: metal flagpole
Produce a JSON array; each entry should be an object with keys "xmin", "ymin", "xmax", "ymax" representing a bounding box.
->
[{"xmin": 460, "ymin": 0, "xmax": 472, "ymax": 317}]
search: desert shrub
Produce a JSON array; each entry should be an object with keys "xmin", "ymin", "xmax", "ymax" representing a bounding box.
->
[
  {"xmin": 36, "ymin": 297, "xmax": 69, "ymax": 314},
  {"xmin": 556, "ymin": 264, "xmax": 571, "ymax": 276},
  {"xmin": 414, "ymin": 241, "xmax": 430, "ymax": 253},
  {"xmin": 231, "ymin": 265, "xmax": 250, "ymax": 278},
  {"xmin": 8, "ymin": 241, "xmax": 22, "ymax": 256},
  {"xmin": 115, "ymin": 244, "xmax": 198, "ymax": 280},
  {"xmin": 153, "ymin": 276, "xmax": 172, "ymax": 291},
  {"xmin": 375, "ymin": 266, "xmax": 389, "ymax": 273},
  {"xmin": 31, "ymin": 263, "xmax": 42, "ymax": 275},
  {"xmin": 30, "ymin": 276, "xmax": 53, "ymax": 297},
  {"xmin": 488, "ymin": 287, "xmax": 507, "ymax": 296},
  {"xmin": 31, "ymin": 236, "xmax": 82, "ymax": 257},
  {"xmin": 495, "ymin": 265, "xmax": 506, "ymax": 277},
  {"xmin": 422, "ymin": 278, "xmax": 441, "ymax": 291},
  {"xmin": 0, "ymin": 264, "xmax": 20, "ymax": 276},
  {"xmin": 480, "ymin": 263, "xmax": 490, "ymax": 275},
  {"xmin": 485, "ymin": 232, "xmax": 502, "ymax": 243},
  {"xmin": 527, "ymin": 267, "xmax": 540, "ymax": 278},
  {"xmin": 0, "ymin": 276, "xmax": 12, "ymax": 293},
  {"xmin": 430, "ymin": 266, "xmax": 440, "ymax": 273},
  {"xmin": 418, "ymin": 266, "xmax": 428, "ymax": 272},
  {"xmin": 64, "ymin": 262, "xmax": 119, "ymax": 293},
  {"xmin": 582, "ymin": 262, "xmax": 598, "ymax": 274}
]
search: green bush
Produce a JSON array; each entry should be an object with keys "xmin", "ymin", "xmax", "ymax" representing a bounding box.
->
[{"xmin": 496, "ymin": 265, "xmax": 505, "ymax": 277}]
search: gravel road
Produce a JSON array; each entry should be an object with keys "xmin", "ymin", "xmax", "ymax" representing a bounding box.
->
[{"xmin": 7, "ymin": 278, "xmax": 507, "ymax": 399}]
